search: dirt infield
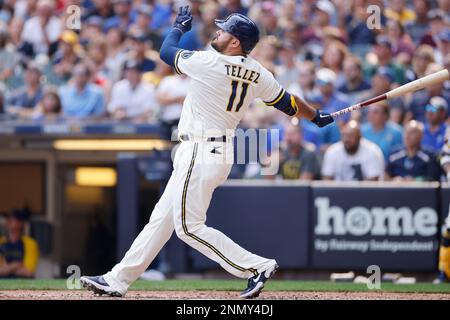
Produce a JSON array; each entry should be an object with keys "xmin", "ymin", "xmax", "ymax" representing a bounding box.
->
[{"xmin": 0, "ymin": 290, "xmax": 449, "ymax": 300}]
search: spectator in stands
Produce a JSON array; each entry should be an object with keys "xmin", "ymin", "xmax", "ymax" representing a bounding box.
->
[
  {"xmin": 20, "ymin": 0, "xmax": 62, "ymax": 58},
  {"xmin": 436, "ymin": 29, "xmax": 450, "ymax": 65},
  {"xmin": 7, "ymin": 62, "xmax": 44, "ymax": 118},
  {"xmin": 80, "ymin": 16, "xmax": 105, "ymax": 45},
  {"xmin": 127, "ymin": 33, "xmax": 156, "ymax": 72},
  {"xmin": 311, "ymin": 68, "xmax": 350, "ymax": 117},
  {"xmin": 104, "ymin": 27, "xmax": 127, "ymax": 84},
  {"xmin": 7, "ymin": 17, "xmax": 24, "ymax": 47},
  {"xmin": 257, "ymin": 1, "xmax": 283, "ymax": 38},
  {"xmin": 406, "ymin": 44, "xmax": 435, "ymax": 82},
  {"xmin": 155, "ymin": 65, "xmax": 188, "ymax": 127},
  {"xmin": 322, "ymin": 120, "xmax": 385, "ymax": 181},
  {"xmin": 405, "ymin": 64, "xmax": 450, "ymax": 123},
  {"xmin": 365, "ymin": 35, "xmax": 406, "ymax": 85},
  {"xmin": 422, "ymin": 96, "xmax": 448, "ymax": 152},
  {"xmin": 85, "ymin": 38, "xmax": 111, "ymax": 93},
  {"xmin": 83, "ymin": 0, "xmax": 114, "ymax": 21},
  {"xmin": 338, "ymin": 55, "xmax": 371, "ymax": 105},
  {"xmin": 321, "ymin": 40, "xmax": 348, "ymax": 88},
  {"xmin": 310, "ymin": 68, "xmax": 348, "ymax": 151},
  {"xmin": 33, "ymin": 88, "xmax": 62, "ymax": 121},
  {"xmin": 0, "ymin": 209, "xmax": 39, "ymax": 278},
  {"xmin": 52, "ymin": 30, "xmax": 83, "ymax": 84},
  {"xmin": 386, "ymin": 120, "xmax": 441, "ymax": 181},
  {"xmin": 129, "ymin": 4, "xmax": 162, "ymax": 51},
  {"xmin": 59, "ymin": 63, "xmax": 105, "ymax": 119},
  {"xmin": 420, "ymin": 9, "xmax": 447, "ymax": 48},
  {"xmin": 405, "ymin": 0, "xmax": 430, "ymax": 45},
  {"xmin": 361, "ymin": 102, "xmax": 403, "ymax": 160},
  {"xmin": 287, "ymin": 60, "xmax": 317, "ymax": 101},
  {"xmin": 0, "ymin": 29, "xmax": 16, "ymax": 83},
  {"xmin": 142, "ymin": 57, "xmax": 174, "ymax": 87},
  {"xmin": 361, "ymin": 67, "xmax": 405, "ymax": 124},
  {"xmin": 344, "ymin": 0, "xmax": 376, "ymax": 52},
  {"xmin": 386, "ymin": 19, "xmax": 415, "ymax": 65},
  {"xmin": 301, "ymin": 0, "xmax": 334, "ymax": 49},
  {"xmin": 218, "ymin": 0, "xmax": 248, "ymax": 20},
  {"xmin": 384, "ymin": 0, "xmax": 416, "ymax": 26},
  {"xmin": 108, "ymin": 60, "xmax": 158, "ymax": 122},
  {"xmin": 104, "ymin": 0, "xmax": 133, "ymax": 33},
  {"xmin": 275, "ymin": 41, "xmax": 299, "ymax": 88},
  {"xmin": 277, "ymin": 0, "xmax": 296, "ymax": 30},
  {"xmin": 269, "ymin": 121, "xmax": 320, "ymax": 180}
]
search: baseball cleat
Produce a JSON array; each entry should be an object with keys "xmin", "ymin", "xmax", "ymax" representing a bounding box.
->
[
  {"xmin": 239, "ymin": 263, "xmax": 279, "ymax": 299},
  {"xmin": 433, "ymin": 271, "xmax": 449, "ymax": 284},
  {"xmin": 80, "ymin": 275, "xmax": 122, "ymax": 297}
]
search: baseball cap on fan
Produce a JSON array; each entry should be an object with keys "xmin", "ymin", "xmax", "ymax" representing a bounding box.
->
[
  {"xmin": 375, "ymin": 35, "xmax": 392, "ymax": 49},
  {"xmin": 315, "ymin": 0, "xmax": 335, "ymax": 16},
  {"xmin": 427, "ymin": 9, "xmax": 446, "ymax": 22},
  {"xmin": 316, "ymin": 68, "xmax": 336, "ymax": 86},
  {"xmin": 375, "ymin": 67, "xmax": 395, "ymax": 83},
  {"xmin": 438, "ymin": 29, "xmax": 450, "ymax": 42},
  {"xmin": 426, "ymin": 96, "xmax": 448, "ymax": 113}
]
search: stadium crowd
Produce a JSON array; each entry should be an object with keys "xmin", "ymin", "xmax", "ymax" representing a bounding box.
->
[{"xmin": 0, "ymin": 0, "xmax": 449, "ymax": 181}]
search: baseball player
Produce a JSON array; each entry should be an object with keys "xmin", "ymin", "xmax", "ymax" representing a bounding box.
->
[
  {"xmin": 436, "ymin": 127, "xmax": 450, "ymax": 283},
  {"xmin": 80, "ymin": 6, "xmax": 334, "ymax": 298}
]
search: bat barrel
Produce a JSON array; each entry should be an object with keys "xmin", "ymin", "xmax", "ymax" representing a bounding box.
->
[
  {"xmin": 331, "ymin": 69, "xmax": 449, "ymax": 118},
  {"xmin": 386, "ymin": 69, "xmax": 449, "ymax": 99}
]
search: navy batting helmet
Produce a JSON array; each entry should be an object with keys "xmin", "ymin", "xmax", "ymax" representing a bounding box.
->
[{"xmin": 214, "ymin": 14, "xmax": 260, "ymax": 54}]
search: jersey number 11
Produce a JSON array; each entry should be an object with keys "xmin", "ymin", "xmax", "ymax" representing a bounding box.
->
[{"xmin": 226, "ymin": 80, "xmax": 249, "ymax": 112}]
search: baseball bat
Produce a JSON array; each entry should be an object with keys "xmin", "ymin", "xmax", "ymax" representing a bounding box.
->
[{"xmin": 331, "ymin": 69, "xmax": 450, "ymax": 118}]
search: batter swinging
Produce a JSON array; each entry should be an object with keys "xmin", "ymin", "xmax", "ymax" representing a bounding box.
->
[{"xmin": 80, "ymin": 6, "xmax": 334, "ymax": 299}]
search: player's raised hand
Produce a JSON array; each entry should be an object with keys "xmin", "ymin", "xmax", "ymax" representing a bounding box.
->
[
  {"xmin": 174, "ymin": 5, "xmax": 193, "ymax": 34},
  {"xmin": 311, "ymin": 110, "xmax": 334, "ymax": 128}
]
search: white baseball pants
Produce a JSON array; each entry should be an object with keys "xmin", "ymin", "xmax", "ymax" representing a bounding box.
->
[{"xmin": 104, "ymin": 140, "xmax": 276, "ymax": 295}]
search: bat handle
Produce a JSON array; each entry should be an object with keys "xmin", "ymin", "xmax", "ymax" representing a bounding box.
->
[
  {"xmin": 331, "ymin": 103, "xmax": 362, "ymax": 118},
  {"xmin": 330, "ymin": 94, "xmax": 387, "ymax": 118}
]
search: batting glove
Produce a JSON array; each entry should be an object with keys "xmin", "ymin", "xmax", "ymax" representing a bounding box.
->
[
  {"xmin": 174, "ymin": 5, "xmax": 192, "ymax": 34},
  {"xmin": 311, "ymin": 109, "xmax": 334, "ymax": 128}
]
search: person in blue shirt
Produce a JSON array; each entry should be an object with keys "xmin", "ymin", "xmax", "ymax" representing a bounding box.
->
[
  {"xmin": 386, "ymin": 120, "xmax": 440, "ymax": 181},
  {"xmin": 405, "ymin": 66, "xmax": 450, "ymax": 123},
  {"xmin": 127, "ymin": 33, "xmax": 156, "ymax": 72},
  {"xmin": 7, "ymin": 63, "xmax": 44, "ymax": 118},
  {"xmin": 361, "ymin": 102, "xmax": 403, "ymax": 160},
  {"xmin": 59, "ymin": 63, "xmax": 105, "ymax": 119},
  {"xmin": 338, "ymin": 55, "xmax": 371, "ymax": 103},
  {"xmin": 422, "ymin": 96, "xmax": 448, "ymax": 152},
  {"xmin": 310, "ymin": 68, "xmax": 349, "ymax": 151},
  {"xmin": 103, "ymin": 0, "xmax": 133, "ymax": 33}
]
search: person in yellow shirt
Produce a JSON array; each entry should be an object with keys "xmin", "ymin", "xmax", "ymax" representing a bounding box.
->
[
  {"xmin": 0, "ymin": 209, "xmax": 39, "ymax": 278},
  {"xmin": 384, "ymin": 0, "xmax": 416, "ymax": 25}
]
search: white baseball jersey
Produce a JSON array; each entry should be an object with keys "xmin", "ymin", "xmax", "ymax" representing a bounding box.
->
[
  {"xmin": 102, "ymin": 48, "xmax": 280, "ymax": 295},
  {"xmin": 174, "ymin": 49, "xmax": 285, "ymax": 137}
]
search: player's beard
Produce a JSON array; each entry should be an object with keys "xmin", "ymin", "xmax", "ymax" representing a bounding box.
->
[
  {"xmin": 210, "ymin": 39, "xmax": 223, "ymax": 53},
  {"xmin": 211, "ymin": 37, "xmax": 231, "ymax": 54}
]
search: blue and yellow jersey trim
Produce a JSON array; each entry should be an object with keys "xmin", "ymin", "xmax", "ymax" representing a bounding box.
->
[
  {"xmin": 265, "ymin": 89, "xmax": 299, "ymax": 116},
  {"xmin": 174, "ymin": 49, "xmax": 183, "ymax": 75},
  {"xmin": 264, "ymin": 88, "xmax": 285, "ymax": 106}
]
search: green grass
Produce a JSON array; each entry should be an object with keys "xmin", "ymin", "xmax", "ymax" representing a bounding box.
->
[{"xmin": 0, "ymin": 279, "xmax": 449, "ymax": 293}]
